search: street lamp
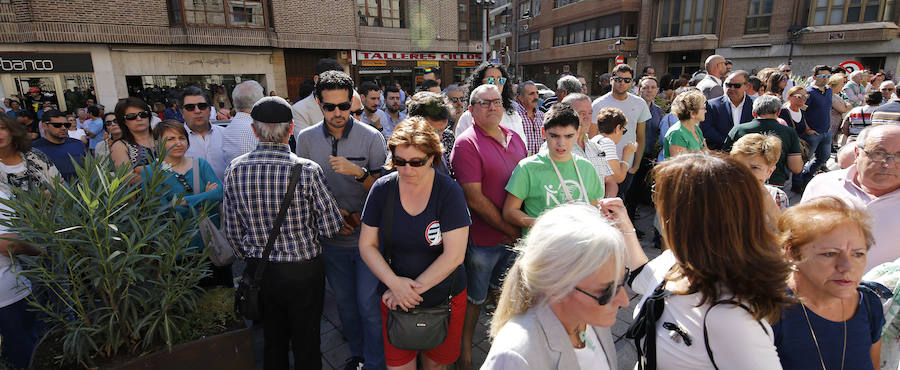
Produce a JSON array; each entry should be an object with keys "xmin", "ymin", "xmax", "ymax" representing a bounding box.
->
[
  {"xmin": 476, "ymin": 0, "xmax": 496, "ymax": 62},
  {"xmin": 514, "ymin": 10, "xmax": 533, "ymax": 81},
  {"xmin": 787, "ymin": 25, "xmax": 811, "ymax": 66}
]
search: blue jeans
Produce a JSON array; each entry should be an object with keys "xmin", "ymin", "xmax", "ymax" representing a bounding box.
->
[
  {"xmin": 464, "ymin": 244, "xmax": 515, "ymax": 305},
  {"xmin": 798, "ymin": 131, "xmax": 833, "ymax": 187},
  {"xmin": 0, "ymin": 297, "xmax": 38, "ymax": 370},
  {"xmin": 322, "ymin": 243, "xmax": 385, "ymax": 370}
]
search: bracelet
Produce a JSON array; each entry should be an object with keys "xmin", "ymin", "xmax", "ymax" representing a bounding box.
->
[{"xmin": 622, "ymin": 229, "xmax": 636, "ymax": 235}]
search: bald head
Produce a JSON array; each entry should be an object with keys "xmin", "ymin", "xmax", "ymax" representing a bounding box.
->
[{"xmin": 705, "ymin": 55, "xmax": 726, "ymax": 79}]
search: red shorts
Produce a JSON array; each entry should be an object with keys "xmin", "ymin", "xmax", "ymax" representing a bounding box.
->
[{"xmin": 380, "ymin": 289, "xmax": 467, "ymax": 367}]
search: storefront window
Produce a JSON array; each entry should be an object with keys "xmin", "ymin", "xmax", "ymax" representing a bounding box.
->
[
  {"xmin": 125, "ymin": 74, "xmax": 266, "ymax": 109},
  {"xmin": 2, "ymin": 53, "xmax": 97, "ymax": 112}
]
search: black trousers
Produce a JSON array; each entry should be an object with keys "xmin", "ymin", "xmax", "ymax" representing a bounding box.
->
[{"xmin": 247, "ymin": 257, "xmax": 326, "ymax": 370}]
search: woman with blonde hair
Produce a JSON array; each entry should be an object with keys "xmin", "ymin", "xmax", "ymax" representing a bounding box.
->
[
  {"xmin": 662, "ymin": 90, "xmax": 707, "ymax": 158},
  {"xmin": 828, "ymin": 74, "xmax": 853, "ymax": 146},
  {"xmin": 730, "ymin": 133, "xmax": 790, "ymax": 212},
  {"xmin": 774, "ymin": 196, "xmax": 885, "ymax": 369},
  {"xmin": 483, "ymin": 201, "xmax": 647, "ymax": 369}
]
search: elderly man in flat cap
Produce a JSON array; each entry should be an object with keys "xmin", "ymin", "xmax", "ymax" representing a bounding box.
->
[{"xmin": 221, "ymin": 96, "xmax": 343, "ymax": 370}]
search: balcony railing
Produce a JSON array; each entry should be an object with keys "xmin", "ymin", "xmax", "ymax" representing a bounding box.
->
[{"xmin": 490, "ymin": 23, "xmax": 512, "ymax": 36}]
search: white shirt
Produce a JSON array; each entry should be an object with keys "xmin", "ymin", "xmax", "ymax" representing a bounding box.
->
[
  {"xmin": 221, "ymin": 112, "xmax": 259, "ymax": 169},
  {"xmin": 150, "ymin": 115, "xmax": 162, "ymax": 130},
  {"xmin": 0, "ymin": 190, "xmax": 30, "ymax": 308},
  {"xmin": 632, "ymin": 250, "xmax": 783, "ymax": 370},
  {"xmin": 802, "ymin": 165, "xmax": 900, "ymax": 272},
  {"xmin": 454, "ymin": 109, "xmax": 527, "ymax": 146},
  {"xmin": 291, "ymin": 94, "xmax": 323, "ymax": 134},
  {"xmin": 67, "ymin": 128, "xmax": 87, "ymax": 142},
  {"xmin": 574, "ymin": 325, "xmax": 610, "ymax": 370},
  {"xmin": 184, "ymin": 123, "xmax": 226, "ymax": 181},
  {"xmin": 591, "ymin": 93, "xmax": 652, "ymax": 167},
  {"xmin": 730, "ymin": 95, "xmax": 746, "ymax": 128}
]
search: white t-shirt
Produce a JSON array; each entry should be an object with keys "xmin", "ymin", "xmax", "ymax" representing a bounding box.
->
[
  {"xmin": 591, "ymin": 134, "xmax": 620, "ymax": 161},
  {"xmin": 0, "ymin": 161, "xmax": 26, "ymax": 175},
  {"xmin": 631, "ymin": 250, "xmax": 783, "ymax": 370},
  {"xmin": 67, "ymin": 128, "xmax": 87, "ymax": 142},
  {"xmin": 591, "ymin": 93, "xmax": 651, "ymax": 167},
  {"xmin": 0, "ymin": 191, "xmax": 30, "ymax": 308},
  {"xmin": 573, "ymin": 325, "xmax": 610, "ymax": 370}
]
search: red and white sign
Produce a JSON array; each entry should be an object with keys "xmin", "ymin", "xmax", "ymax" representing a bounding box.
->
[
  {"xmin": 615, "ymin": 55, "xmax": 625, "ymax": 65},
  {"xmin": 840, "ymin": 60, "xmax": 864, "ymax": 74},
  {"xmin": 357, "ymin": 51, "xmax": 481, "ymax": 62}
]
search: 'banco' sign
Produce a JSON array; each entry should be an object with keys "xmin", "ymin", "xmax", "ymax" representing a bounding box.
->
[
  {"xmin": 0, "ymin": 53, "xmax": 94, "ymax": 73},
  {"xmin": 357, "ymin": 51, "xmax": 481, "ymax": 62}
]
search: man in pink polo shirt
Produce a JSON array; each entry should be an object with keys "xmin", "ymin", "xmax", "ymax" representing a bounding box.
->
[
  {"xmin": 450, "ymin": 84, "xmax": 527, "ymax": 370},
  {"xmin": 802, "ymin": 124, "xmax": 900, "ymax": 272}
]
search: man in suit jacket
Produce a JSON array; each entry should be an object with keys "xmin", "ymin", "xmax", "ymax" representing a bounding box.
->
[
  {"xmin": 697, "ymin": 55, "xmax": 727, "ymax": 100},
  {"xmin": 701, "ymin": 70, "xmax": 755, "ymax": 150}
]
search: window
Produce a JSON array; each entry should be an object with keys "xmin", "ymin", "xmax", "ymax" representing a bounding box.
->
[
  {"xmin": 810, "ymin": 0, "xmax": 886, "ymax": 26},
  {"xmin": 468, "ymin": 0, "xmax": 483, "ymax": 40},
  {"xmin": 552, "ymin": 14, "xmax": 628, "ymax": 47},
  {"xmin": 170, "ymin": 0, "xmax": 269, "ymax": 28},
  {"xmin": 356, "ymin": 0, "xmax": 405, "ymax": 28},
  {"xmin": 656, "ymin": 0, "xmax": 717, "ymax": 38},
  {"xmin": 517, "ymin": 32, "xmax": 539, "ymax": 51},
  {"xmin": 745, "ymin": 0, "xmax": 773, "ymax": 34},
  {"xmin": 554, "ymin": 0, "xmax": 582, "ymax": 7},
  {"xmin": 519, "ymin": 0, "xmax": 540, "ymax": 17}
]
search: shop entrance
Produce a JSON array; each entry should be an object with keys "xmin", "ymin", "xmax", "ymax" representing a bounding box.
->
[{"xmin": 9, "ymin": 73, "xmax": 95, "ymax": 112}]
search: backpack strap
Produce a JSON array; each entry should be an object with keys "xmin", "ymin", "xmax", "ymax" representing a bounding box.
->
[
  {"xmin": 702, "ymin": 299, "xmax": 766, "ymax": 370},
  {"xmin": 626, "ymin": 279, "xmax": 673, "ymax": 370}
]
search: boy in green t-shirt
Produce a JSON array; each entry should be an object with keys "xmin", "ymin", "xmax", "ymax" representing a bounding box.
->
[{"xmin": 503, "ymin": 102, "xmax": 605, "ymax": 234}]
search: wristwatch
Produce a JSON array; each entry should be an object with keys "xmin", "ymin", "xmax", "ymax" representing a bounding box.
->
[{"xmin": 355, "ymin": 167, "xmax": 369, "ymax": 182}]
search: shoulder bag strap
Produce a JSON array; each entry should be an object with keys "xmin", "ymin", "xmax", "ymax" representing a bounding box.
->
[
  {"xmin": 626, "ymin": 279, "xmax": 672, "ymax": 370},
  {"xmin": 702, "ymin": 299, "xmax": 765, "ymax": 370},
  {"xmin": 191, "ymin": 157, "xmax": 201, "ymax": 195},
  {"xmin": 252, "ymin": 163, "xmax": 305, "ymax": 283},
  {"xmin": 380, "ymin": 172, "xmax": 399, "ymax": 266}
]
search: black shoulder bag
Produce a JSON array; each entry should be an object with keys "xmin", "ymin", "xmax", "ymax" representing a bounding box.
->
[
  {"xmin": 381, "ymin": 172, "xmax": 456, "ymax": 351},
  {"xmin": 234, "ymin": 163, "xmax": 304, "ymax": 321}
]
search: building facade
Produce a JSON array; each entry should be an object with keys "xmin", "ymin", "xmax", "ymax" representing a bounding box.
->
[{"xmin": 0, "ymin": 0, "xmax": 481, "ymax": 112}]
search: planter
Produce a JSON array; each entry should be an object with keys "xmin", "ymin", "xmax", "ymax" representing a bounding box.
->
[{"xmin": 110, "ymin": 328, "xmax": 254, "ymax": 370}]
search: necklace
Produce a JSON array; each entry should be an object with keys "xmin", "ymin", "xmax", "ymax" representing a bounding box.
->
[{"xmin": 799, "ymin": 300, "xmax": 846, "ymax": 370}]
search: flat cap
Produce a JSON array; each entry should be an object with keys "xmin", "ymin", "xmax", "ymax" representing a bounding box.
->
[{"xmin": 251, "ymin": 96, "xmax": 293, "ymax": 123}]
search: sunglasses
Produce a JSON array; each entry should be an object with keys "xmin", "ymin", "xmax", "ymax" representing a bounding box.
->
[
  {"xmin": 483, "ymin": 77, "xmax": 507, "ymax": 85},
  {"xmin": 183, "ymin": 103, "xmax": 210, "ymax": 111},
  {"xmin": 622, "ymin": 126, "xmax": 629, "ymax": 134},
  {"xmin": 575, "ymin": 268, "xmax": 631, "ymax": 306},
  {"xmin": 350, "ymin": 109, "xmax": 364, "ymax": 116},
  {"xmin": 392, "ymin": 154, "xmax": 432, "ymax": 167},
  {"xmin": 124, "ymin": 111, "xmax": 152, "ymax": 121},
  {"xmin": 791, "ymin": 94, "xmax": 808, "ymax": 99},
  {"xmin": 448, "ymin": 97, "xmax": 463, "ymax": 103},
  {"xmin": 882, "ymin": 87, "xmax": 896, "ymax": 91},
  {"xmin": 817, "ymin": 74, "xmax": 832, "ymax": 79},
  {"xmin": 724, "ymin": 82, "xmax": 744, "ymax": 89},
  {"xmin": 321, "ymin": 102, "xmax": 352, "ymax": 112},
  {"xmin": 783, "ymin": 69, "xmax": 792, "ymax": 73},
  {"xmin": 47, "ymin": 122, "xmax": 73, "ymax": 129},
  {"xmin": 104, "ymin": 120, "xmax": 117, "ymax": 126},
  {"xmin": 612, "ymin": 77, "xmax": 633, "ymax": 83}
]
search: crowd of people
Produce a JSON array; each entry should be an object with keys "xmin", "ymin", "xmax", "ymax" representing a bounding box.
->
[{"xmin": 0, "ymin": 54, "xmax": 898, "ymax": 370}]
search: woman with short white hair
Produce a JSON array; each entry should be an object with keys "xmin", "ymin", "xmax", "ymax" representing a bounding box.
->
[{"xmin": 483, "ymin": 202, "xmax": 647, "ymax": 369}]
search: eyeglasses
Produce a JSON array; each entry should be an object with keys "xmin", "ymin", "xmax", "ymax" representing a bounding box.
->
[
  {"xmin": 817, "ymin": 74, "xmax": 832, "ymax": 79},
  {"xmin": 483, "ymin": 77, "xmax": 507, "ymax": 85},
  {"xmin": 575, "ymin": 268, "xmax": 631, "ymax": 306},
  {"xmin": 183, "ymin": 103, "xmax": 210, "ymax": 111},
  {"xmin": 882, "ymin": 87, "xmax": 896, "ymax": 92},
  {"xmin": 350, "ymin": 109, "xmax": 364, "ymax": 116},
  {"xmin": 124, "ymin": 111, "xmax": 152, "ymax": 121},
  {"xmin": 47, "ymin": 122, "xmax": 72, "ymax": 129},
  {"xmin": 783, "ymin": 69, "xmax": 792, "ymax": 73},
  {"xmin": 724, "ymin": 82, "xmax": 744, "ymax": 89},
  {"xmin": 448, "ymin": 96, "xmax": 464, "ymax": 103},
  {"xmin": 621, "ymin": 126, "xmax": 629, "ymax": 134},
  {"xmin": 104, "ymin": 120, "xmax": 117, "ymax": 126},
  {"xmin": 612, "ymin": 77, "xmax": 633, "ymax": 83},
  {"xmin": 321, "ymin": 102, "xmax": 352, "ymax": 112},
  {"xmin": 791, "ymin": 94, "xmax": 808, "ymax": 99},
  {"xmin": 473, "ymin": 99, "xmax": 503, "ymax": 108},
  {"xmin": 862, "ymin": 148, "xmax": 900, "ymax": 166},
  {"xmin": 392, "ymin": 154, "xmax": 432, "ymax": 168}
]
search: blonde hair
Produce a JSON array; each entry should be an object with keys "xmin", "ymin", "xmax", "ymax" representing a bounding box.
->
[
  {"xmin": 730, "ymin": 133, "xmax": 782, "ymax": 167},
  {"xmin": 490, "ymin": 204, "xmax": 625, "ymax": 338},
  {"xmin": 828, "ymin": 73, "xmax": 846, "ymax": 90},
  {"xmin": 385, "ymin": 116, "xmax": 444, "ymax": 169},
  {"xmin": 671, "ymin": 90, "xmax": 706, "ymax": 121}
]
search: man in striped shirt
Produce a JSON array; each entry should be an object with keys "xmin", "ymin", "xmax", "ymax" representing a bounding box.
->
[
  {"xmin": 222, "ymin": 96, "xmax": 343, "ymax": 370},
  {"xmin": 514, "ymin": 81, "xmax": 544, "ymax": 155},
  {"xmin": 841, "ymin": 91, "xmax": 882, "ymax": 145}
]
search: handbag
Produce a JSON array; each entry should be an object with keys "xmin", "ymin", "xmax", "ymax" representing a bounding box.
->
[
  {"xmin": 234, "ymin": 163, "xmax": 304, "ymax": 321},
  {"xmin": 380, "ymin": 172, "xmax": 455, "ymax": 351},
  {"xmin": 189, "ymin": 158, "xmax": 235, "ymax": 267}
]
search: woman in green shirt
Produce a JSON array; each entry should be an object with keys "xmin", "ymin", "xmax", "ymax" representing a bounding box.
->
[{"xmin": 663, "ymin": 89, "xmax": 707, "ymax": 159}]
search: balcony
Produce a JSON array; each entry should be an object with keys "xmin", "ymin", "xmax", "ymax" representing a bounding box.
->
[
  {"xmin": 489, "ymin": 0, "xmax": 511, "ymax": 16},
  {"xmin": 489, "ymin": 23, "xmax": 512, "ymax": 40}
]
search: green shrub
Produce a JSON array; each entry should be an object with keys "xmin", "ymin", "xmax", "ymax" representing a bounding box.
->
[{"xmin": 0, "ymin": 151, "xmax": 212, "ymax": 367}]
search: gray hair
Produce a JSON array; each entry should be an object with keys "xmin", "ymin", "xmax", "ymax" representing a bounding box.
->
[
  {"xmin": 727, "ymin": 70, "xmax": 750, "ymax": 82},
  {"xmin": 252, "ymin": 120, "xmax": 292, "ymax": 142},
  {"xmin": 857, "ymin": 125, "xmax": 900, "ymax": 148},
  {"xmin": 517, "ymin": 80, "xmax": 537, "ymax": 97},
  {"xmin": 443, "ymin": 84, "xmax": 463, "ymax": 95},
  {"xmin": 557, "ymin": 76, "xmax": 582, "ymax": 95},
  {"xmin": 561, "ymin": 93, "xmax": 591, "ymax": 105},
  {"xmin": 469, "ymin": 84, "xmax": 501, "ymax": 105},
  {"xmin": 232, "ymin": 80, "xmax": 265, "ymax": 111},
  {"xmin": 490, "ymin": 204, "xmax": 625, "ymax": 338},
  {"xmin": 752, "ymin": 94, "xmax": 782, "ymax": 116}
]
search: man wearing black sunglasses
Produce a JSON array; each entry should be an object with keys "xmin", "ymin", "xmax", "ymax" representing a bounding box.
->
[
  {"xmin": 701, "ymin": 70, "xmax": 754, "ymax": 150},
  {"xmin": 296, "ymin": 70, "xmax": 388, "ymax": 370},
  {"xmin": 180, "ymin": 86, "xmax": 227, "ymax": 180},
  {"xmin": 31, "ymin": 110, "xmax": 86, "ymax": 180}
]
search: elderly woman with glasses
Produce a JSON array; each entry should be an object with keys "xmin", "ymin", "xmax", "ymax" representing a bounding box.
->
[
  {"xmin": 110, "ymin": 97, "xmax": 155, "ymax": 182},
  {"xmin": 483, "ymin": 201, "xmax": 647, "ymax": 370},
  {"xmin": 358, "ymin": 116, "xmax": 471, "ymax": 369}
]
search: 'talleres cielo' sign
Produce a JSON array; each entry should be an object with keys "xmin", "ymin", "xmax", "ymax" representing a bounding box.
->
[{"xmin": 357, "ymin": 51, "xmax": 481, "ymax": 62}]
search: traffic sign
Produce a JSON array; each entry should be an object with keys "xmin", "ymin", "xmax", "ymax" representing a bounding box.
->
[
  {"xmin": 839, "ymin": 60, "xmax": 864, "ymax": 73},
  {"xmin": 615, "ymin": 55, "xmax": 625, "ymax": 65}
]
